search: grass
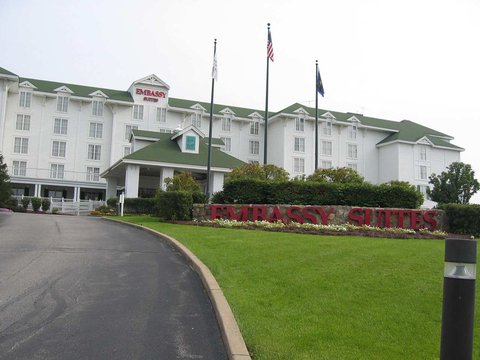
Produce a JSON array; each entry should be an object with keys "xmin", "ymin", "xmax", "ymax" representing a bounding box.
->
[{"xmin": 117, "ymin": 216, "xmax": 480, "ymax": 360}]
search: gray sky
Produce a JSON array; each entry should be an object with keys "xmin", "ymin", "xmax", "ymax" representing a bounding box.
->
[{"xmin": 1, "ymin": 0, "xmax": 479, "ymax": 201}]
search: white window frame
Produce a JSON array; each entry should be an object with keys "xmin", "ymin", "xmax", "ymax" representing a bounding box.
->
[
  {"xmin": 420, "ymin": 146, "xmax": 427, "ymax": 161},
  {"xmin": 92, "ymin": 99, "xmax": 104, "ymax": 116},
  {"xmin": 220, "ymin": 137, "xmax": 232, "ymax": 152},
  {"xmin": 89, "ymin": 122, "xmax": 103, "ymax": 139},
  {"xmin": 321, "ymin": 140, "xmax": 332, "ymax": 156},
  {"xmin": 16, "ymin": 114, "xmax": 31, "ymax": 131},
  {"xmin": 221, "ymin": 115, "xmax": 232, "ymax": 132},
  {"xmin": 50, "ymin": 163, "xmax": 65, "ymax": 179},
  {"xmin": 250, "ymin": 120, "xmax": 259, "ymax": 135},
  {"xmin": 52, "ymin": 140, "xmax": 66, "ymax": 158},
  {"xmin": 295, "ymin": 116, "xmax": 305, "ymax": 132},
  {"xmin": 249, "ymin": 140, "xmax": 259, "ymax": 155},
  {"xmin": 19, "ymin": 91, "xmax": 32, "ymax": 108},
  {"xmin": 321, "ymin": 160, "xmax": 332, "ymax": 169},
  {"xmin": 133, "ymin": 105, "xmax": 144, "ymax": 120},
  {"xmin": 347, "ymin": 144, "xmax": 358, "ymax": 159},
  {"xmin": 54, "ymin": 118, "xmax": 68, "ymax": 135},
  {"xmin": 12, "ymin": 160, "xmax": 27, "ymax": 176},
  {"xmin": 294, "ymin": 137, "xmax": 305, "ymax": 153},
  {"xmin": 420, "ymin": 165, "xmax": 428, "ymax": 180},
  {"xmin": 349, "ymin": 123, "xmax": 357, "ymax": 140},
  {"xmin": 86, "ymin": 167, "xmax": 100, "ymax": 181},
  {"xmin": 191, "ymin": 112, "xmax": 202, "ymax": 128},
  {"xmin": 88, "ymin": 144, "xmax": 101, "ymax": 161},
  {"xmin": 124, "ymin": 146, "xmax": 131, "ymax": 157},
  {"xmin": 293, "ymin": 157, "xmax": 305, "ymax": 173},
  {"xmin": 347, "ymin": 162, "xmax": 358, "ymax": 171},
  {"xmin": 125, "ymin": 124, "xmax": 138, "ymax": 141},
  {"xmin": 13, "ymin": 137, "xmax": 28, "ymax": 154},
  {"xmin": 56, "ymin": 95, "xmax": 69, "ymax": 112},
  {"xmin": 322, "ymin": 119, "xmax": 332, "ymax": 136},
  {"xmin": 156, "ymin": 107, "xmax": 167, "ymax": 123}
]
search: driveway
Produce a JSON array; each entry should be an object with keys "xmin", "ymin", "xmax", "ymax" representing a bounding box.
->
[{"xmin": 0, "ymin": 212, "xmax": 227, "ymax": 359}]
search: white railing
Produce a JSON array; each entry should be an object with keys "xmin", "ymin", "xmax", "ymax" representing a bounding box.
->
[{"xmin": 13, "ymin": 195, "xmax": 105, "ymax": 216}]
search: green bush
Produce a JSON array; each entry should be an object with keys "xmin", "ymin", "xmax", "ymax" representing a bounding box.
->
[
  {"xmin": 107, "ymin": 197, "xmax": 118, "ymax": 208},
  {"xmin": 192, "ymin": 192, "xmax": 208, "ymax": 204},
  {"xmin": 41, "ymin": 198, "xmax": 51, "ymax": 212},
  {"xmin": 440, "ymin": 203, "xmax": 480, "ymax": 235},
  {"xmin": 21, "ymin": 197, "xmax": 31, "ymax": 209},
  {"xmin": 218, "ymin": 180, "xmax": 422, "ymax": 208},
  {"xmin": 31, "ymin": 197, "xmax": 42, "ymax": 211},
  {"xmin": 52, "ymin": 207, "xmax": 59, "ymax": 214},
  {"xmin": 156, "ymin": 191, "xmax": 193, "ymax": 221},
  {"xmin": 123, "ymin": 197, "xmax": 157, "ymax": 214},
  {"xmin": 3, "ymin": 197, "xmax": 19, "ymax": 211}
]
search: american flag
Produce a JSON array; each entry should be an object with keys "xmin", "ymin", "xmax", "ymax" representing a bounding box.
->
[{"xmin": 267, "ymin": 28, "xmax": 274, "ymax": 62}]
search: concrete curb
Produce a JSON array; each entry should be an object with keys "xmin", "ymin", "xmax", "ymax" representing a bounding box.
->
[{"xmin": 103, "ymin": 218, "xmax": 251, "ymax": 360}]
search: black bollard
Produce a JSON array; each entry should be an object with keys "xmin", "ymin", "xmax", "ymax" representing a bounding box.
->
[{"xmin": 440, "ymin": 238, "xmax": 477, "ymax": 360}]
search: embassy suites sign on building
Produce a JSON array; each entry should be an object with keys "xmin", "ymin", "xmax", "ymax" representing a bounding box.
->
[{"xmin": 193, "ymin": 204, "xmax": 447, "ymax": 231}]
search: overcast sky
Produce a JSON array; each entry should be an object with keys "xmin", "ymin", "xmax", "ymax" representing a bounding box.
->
[{"xmin": 1, "ymin": 0, "xmax": 479, "ymax": 201}]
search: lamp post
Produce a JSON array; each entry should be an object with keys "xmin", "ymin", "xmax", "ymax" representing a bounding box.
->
[{"xmin": 440, "ymin": 238, "xmax": 477, "ymax": 360}]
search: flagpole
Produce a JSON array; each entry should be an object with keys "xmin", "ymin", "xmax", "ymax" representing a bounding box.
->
[
  {"xmin": 263, "ymin": 23, "xmax": 271, "ymax": 165},
  {"xmin": 206, "ymin": 39, "xmax": 217, "ymax": 201},
  {"xmin": 315, "ymin": 60, "xmax": 319, "ymax": 170}
]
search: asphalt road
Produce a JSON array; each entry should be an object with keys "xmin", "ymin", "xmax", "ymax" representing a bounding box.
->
[{"xmin": 0, "ymin": 212, "xmax": 227, "ymax": 359}]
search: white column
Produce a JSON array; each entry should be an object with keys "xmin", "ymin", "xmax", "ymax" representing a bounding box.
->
[
  {"xmin": 210, "ymin": 172, "xmax": 225, "ymax": 196},
  {"xmin": 34, "ymin": 183, "xmax": 42, "ymax": 197},
  {"xmin": 109, "ymin": 104, "xmax": 117, "ymax": 166},
  {"xmin": 73, "ymin": 186, "xmax": 80, "ymax": 201},
  {"xmin": 106, "ymin": 177, "xmax": 118, "ymax": 199},
  {"xmin": 125, "ymin": 164, "xmax": 140, "ymax": 198},
  {"xmin": 159, "ymin": 167, "xmax": 174, "ymax": 190},
  {"xmin": 0, "ymin": 82, "xmax": 9, "ymax": 151}
]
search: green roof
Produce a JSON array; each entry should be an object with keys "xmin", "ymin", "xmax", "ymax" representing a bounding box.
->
[
  {"xmin": 0, "ymin": 67, "xmax": 18, "ymax": 77},
  {"xmin": 19, "ymin": 77, "xmax": 134, "ymax": 103},
  {"xmin": 125, "ymin": 132, "xmax": 244, "ymax": 168}
]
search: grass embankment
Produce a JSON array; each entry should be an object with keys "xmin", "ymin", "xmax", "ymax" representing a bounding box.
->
[{"xmin": 118, "ymin": 216, "xmax": 480, "ymax": 360}]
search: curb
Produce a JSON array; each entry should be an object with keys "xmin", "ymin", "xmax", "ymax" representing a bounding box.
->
[{"xmin": 103, "ymin": 218, "xmax": 251, "ymax": 360}]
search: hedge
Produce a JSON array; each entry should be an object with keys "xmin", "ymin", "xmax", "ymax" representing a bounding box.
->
[
  {"xmin": 124, "ymin": 198, "xmax": 157, "ymax": 214},
  {"xmin": 440, "ymin": 203, "xmax": 480, "ymax": 235},
  {"xmin": 156, "ymin": 191, "xmax": 193, "ymax": 220},
  {"xmin": 214, "ymin": 179, "xmax": 423, "ymax": 209}
]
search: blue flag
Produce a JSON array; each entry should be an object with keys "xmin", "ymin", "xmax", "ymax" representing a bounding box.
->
[{"xmin": 316, "ymin": 67, "xmax": 325, "ymax": 97}]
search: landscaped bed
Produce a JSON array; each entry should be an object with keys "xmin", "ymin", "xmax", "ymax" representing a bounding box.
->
[{"xmin": 116, "ymin": 215, "xmax": 480, "ymax": 360}]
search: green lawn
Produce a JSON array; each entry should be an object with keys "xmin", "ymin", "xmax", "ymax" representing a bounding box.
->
[{"xmin": 117, "ymin": 216, "xmax": 479, "ymax": 360}]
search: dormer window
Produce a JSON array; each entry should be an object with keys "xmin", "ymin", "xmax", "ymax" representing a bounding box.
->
[
  {"xmin": 57, "ymin": 95, "xmax": 69, "ymax": 112},
  {"xmin": 349, "ymin": 123, "xmax": 357, "ymax": 140},
  {"xmin": 191, "ymin": 111, "xmax": 202, "ymax": 128},
  {"xmin": 19, "ymin": 91, "xmax": 32, "ymax": 108},
  {"xmin": 250, "ymin": 119, "xmax": 259, "ymax": 135},
  {"xmin": 322, "ymin": 119, "xmax": 332, "ymax": 136},
  {"xmin": 92, "ymin": 99, "xmax": 104, "ymax": 116},
  {"xmin": 185, "ymin": 135, "xmax": 196, "ymax": 151},
  {"xmin": 222, "ymin": 114, "xmax": 232, "ymax": 132},
  {"xmin": 295, "ymin": 116, "xmax": 305, "ymax": 132},
  {"xmin": 420, "ymin": 146, "xmax": 427, "ymax": 161}
]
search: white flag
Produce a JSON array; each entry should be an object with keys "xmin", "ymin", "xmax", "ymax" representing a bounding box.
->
[{"xmin": 211, "ymin": 50, "xmax": 218, "ymax": 81}]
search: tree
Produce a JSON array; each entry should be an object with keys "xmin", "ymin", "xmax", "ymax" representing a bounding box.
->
[
  {"xmin": 306, "ymin": 167, "xmax": 364, "ymax": 184},
  {"xmin": 0, "ymin": 154, "xmax": 12, "ymax": 207},
  {"xmin": 427, "ymin": 162, "xmax": 480, "ymax": 204},
  {"xmin": 227, "ymin": 163, "xmax": 289, "ymax": 182},
  {"xmin": 164, "ymin": 172, "xmax": 201, "ymax": 192}
]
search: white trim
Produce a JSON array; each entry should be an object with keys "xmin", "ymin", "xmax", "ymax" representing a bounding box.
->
[
  {"xmin": 19, "ymin": 81, "xmax": 37, "ymax": 89},
  {"xmin": 53, "ymin": 85, "xmax": 74, "ymax": 94}
]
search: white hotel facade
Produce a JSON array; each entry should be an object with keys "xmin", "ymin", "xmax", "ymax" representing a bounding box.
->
[{"xmin": 0, "ymin": 66, "xmax": 463, "ymax": 204}]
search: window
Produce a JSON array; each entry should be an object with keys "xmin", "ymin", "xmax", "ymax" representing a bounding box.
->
[
  {"xmin": 295, "ymin": 116, "xmax": 305, "ymax": 132},
  {"xmin": 133, "ymin": 105, "xmax": 144, "ymax": 120},
  {"xmin": 249, "ymin": 160, "xmax": 259, "ymax": 164},
  {"xmin": 250, "ymin": 121, "xmax": 259, "ymax": 135},
  {"xmin": 19, "ymin": 91, "xmax": 32, "ymax": 108},
  {"xmin": 249, "ymin": 140, "xmax": 259, "ymax": 155},
  {"xmin": 191, "ymin": 112, "xmax": 202, "ymax": 128},
  {"xmin": 185, "ymin": 135, "xmax": 196, "ymax": 151},
  {"xmin": 125, "ymin": 125, "xmax": 138, "ymax": 140},
  {"xmin": 347, "ymin": 163, "xmax": 357, "ymax": 171},
  {"xmin": 420, "ymin": 146, "xmax": 427, "ymax": 161},
  {"xmin": 349, "ymin": 124, "xmax": 357, "ymax": 140},
  {"xmin": 52, "ymin": 141, "xmax": 66, "ymax": 157},
  {"xmin": 347, "ymin": 144, "xmax": 358, "ymax": 159},
  {"xmin": 16, "ymin": 114, "xmax": 31, "ymax": 131},
  {"xmin": 13, "ymin": 137, "xmax": 28, "ymax": 154},
  {"xmin": 220, "ymin": 137, "xmax": 231, "ymax": 152},
  {"xmin": 420, "ymin": 165, "xmax": 427, "ymax": 180},
  {"xmin": 86, "ymin": 167, "xmax": 100, "ymax": 181},
  {"xmin": 88, "ymin": 144, "xmax": 101, "ymax": 160},
  {"xmin": 221, "ymin": 115, "xmax": 232, "ymax": 132},
  {"xmin": 12, "ymin": 161, "xmax": 27, "ymax": 176},
  {"xmin": 124, "ymin": 146, "xmax": 131, "ymax": 156},
  {"xmin": 322, "ymin": 120, "xmax": 332, "ymax": 136},
  {"xmin": 89, "ymin": 122, "xmax": 103, "ymax": 138},
  {"xmin": 50, "ymin": 164, "xmax": 65, "ymax": 179},
  {"xmin": 157, "ymin": 107, "xmax": 167, "ymax": 122},
  {"xmin": 294, "ymin": 158, "xmax": 305, "ymax": 173},
  {"xmin": 54, "ymin": 118, "xmax": 68, "ymax": 135},
  {"xmin": 56, "ymin": 95, "xmax": 69, "ymax": 112},
  {"xmin": 321, "ymin": 141, "xmax": 332, "ymax": 156},
  {"xmin": 294, "ymin": 137, "xmax": 305, "ymax": 152},
  {"xmin": 321, "ymin": 160, "xmax": 332, "ymax": 169},
  {"xmin": 92, "ymin": 100, "xmax": 104, "ymax": 116},
  {"xmin": 159, "ymin": 128, "xmax": 172, "ymax": 134}
]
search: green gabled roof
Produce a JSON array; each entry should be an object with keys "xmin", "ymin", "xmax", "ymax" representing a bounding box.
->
[
  {"xmin": 132, "ymin": 129, "xmax": 164, "ymax": 140},
  {"xmin": 0, "ymin": 67, "xmax": 18, "ymax": 77},
  {"xmin": 125, "ymin": 132, "xmax": 244, "ymax": 168},
  {"xmin": 19, "ymin": 77, "xmax": 134, "ymax": 103},
  {"xmin": 169, "ymin": 97, "xmax": 272, "ymax": 119},
  {"xmin": 376, "ymin": 119, "xmax": 453, "ymax": 145}
]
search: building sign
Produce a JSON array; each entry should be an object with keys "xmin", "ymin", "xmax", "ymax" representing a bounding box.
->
[
  {"xmin": 205, "ymin": 204, "xmax": 442, "ymax": 230},
  {"xmin": 136, "ymin": 88, "xmax": 166, "ymax": 98}
]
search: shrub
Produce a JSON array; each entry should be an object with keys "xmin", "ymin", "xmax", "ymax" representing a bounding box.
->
[
  {"xmin": 192, "ymin": 192, "xmax": 208, "ymax": 204},
  {"xmin": 107, "ymin": 197, "xmax": 118, "ymax": 208},
  {"xmin": 123, "ymin": 197, "xmax": 157, "ymax": 214},
  {"xmin": 41, "ymin": 198, "xmax": 51, "ymax": 212},
  {"xmin": 3, "ymin": 196, "xmax": 19, "ymax": 211},
  {"xmin": 31, "ymin": 197, "xmax": 42, "ymax": 211},
  {"xmin": 440, "ymin": 203, "xmax": 480, "ymax": 235},
  {"xmin": 156, "ymin": 191, "xmax": 193, "ymax": 221},
  {"xmin": 21, "ymin": 197, "xmax": 31, "ymax": 210},
  {"xmin": 52, "ymin": 207, "xmax": 59, "ymax": 214}
]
